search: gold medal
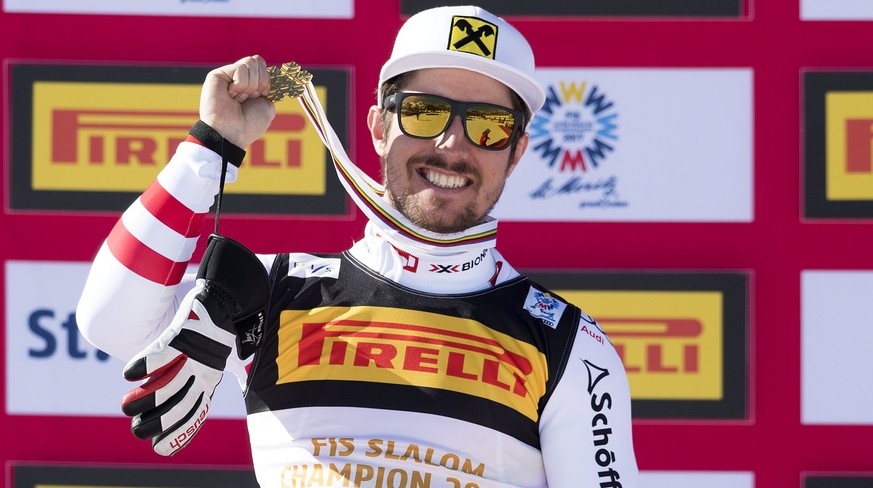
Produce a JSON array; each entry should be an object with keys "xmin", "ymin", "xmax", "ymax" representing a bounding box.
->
[{"xmin": 266, "ymin": 62, "xmax": 313, "ymax": 102}]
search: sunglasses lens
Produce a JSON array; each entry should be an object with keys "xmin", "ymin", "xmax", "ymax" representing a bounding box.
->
[
  {"xmin": 465, "ymin": 104, "xmax": 516, "ymax": 149},
  {"xmin": 394, "ymin": 93, "xmax": 518, "ymax": 150},
  {"xmin": 398, "ymin": 94, "xmax": 452, "ymax": 138}
]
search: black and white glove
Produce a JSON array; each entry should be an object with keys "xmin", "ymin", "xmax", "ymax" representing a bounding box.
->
[{"xmin": 120, "ymin": 234, "xmax": 269, "ymax": 456}]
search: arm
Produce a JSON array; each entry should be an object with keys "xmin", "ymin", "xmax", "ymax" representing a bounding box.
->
[
  {"xmin": 539, "ymin": 318, "xmax": 640, "ymax": 488},
  {"xmin": 76, "ymin": 55, "xmax": 276, "ymax": 361}
]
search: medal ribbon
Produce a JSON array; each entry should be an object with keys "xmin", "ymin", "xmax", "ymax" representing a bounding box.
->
[{"xmin": 296, "ymin": 81, "xmax": 498, "ymax": 253}]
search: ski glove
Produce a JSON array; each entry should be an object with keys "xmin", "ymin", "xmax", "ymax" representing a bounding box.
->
[{"xmin": 120, "ymin": 234, "xmax": 269, "ymax": 456}]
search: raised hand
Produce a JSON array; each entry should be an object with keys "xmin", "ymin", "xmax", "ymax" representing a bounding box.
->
[{"xmin": 199, "ymin": 55, "xmax": 277, "ymax": 149}]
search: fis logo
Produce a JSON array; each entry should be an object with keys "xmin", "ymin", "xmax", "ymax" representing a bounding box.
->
[
  {"xmin": 523, "ymin": 287, "xmax": 568, "ymax": 329},
  {"xmin": 529, "ymin": 81, "xmax": 619, "ymax": 174},
  {"xmin": 287, "ymin": 256, "xmax": 341, "ymax": 279},
  {"xmin": 525, "ymin": 79, "xmax": 626, "ymax": 209}
]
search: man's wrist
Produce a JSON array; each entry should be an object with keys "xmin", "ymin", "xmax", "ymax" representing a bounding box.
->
[{"xmin": 186, "ymin": 120, "xmax": 246, "ymax": 168}]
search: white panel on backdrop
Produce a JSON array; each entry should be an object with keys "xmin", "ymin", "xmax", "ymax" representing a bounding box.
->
[
  {"xmin": 492, "ymin": 68, "xmax": 753, "ymax": 222},
  {"xmin": 640, "ymin": 471, "xmax": 754, "ymax": 487},
  {"xmin": 802, "ymin": 270, "xmax": 873, "ymax": 424},
  {"xmin": 2, "ymin": 0, "xmax": 353, "ymax": 18},
  {"xmin": 801, "ymin": 0, "xmax": 873, "ymax": 20},
  {"xmin": 5, "ymin": 260, "xmax": 245, "ymax": 418}
]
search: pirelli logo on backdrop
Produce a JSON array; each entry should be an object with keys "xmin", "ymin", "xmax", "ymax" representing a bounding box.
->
[
  {"xmin": 805, "ymin": 71, "xmax": 873, "ymax": 218},
  {"xmin": 277, "ymin": 306, "xmax": 548, "ymax": 420},
  {"xmin": 823, "ymin": 92, "xmax": 873, "ymax": 200},
  {"xmin": 576, "ymin": 291, "xmax": 723, "ymax": 400},
  {"xmin": 526, "ymin": 271, "xmax": 748, "ymax": 420},
  {"xmin": 9, "ymin": 63, "xmax": 349, "ymax": 216}
]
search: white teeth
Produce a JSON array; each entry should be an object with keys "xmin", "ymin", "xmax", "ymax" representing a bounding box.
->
[{"xmin": 425, "ymin": 170, "xmax": 467, "ymax": 189}]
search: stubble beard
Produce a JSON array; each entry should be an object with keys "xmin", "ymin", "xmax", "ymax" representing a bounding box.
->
[{"xmin": 380, "ymin": 153, "xmax": 508, "ymax": 235}]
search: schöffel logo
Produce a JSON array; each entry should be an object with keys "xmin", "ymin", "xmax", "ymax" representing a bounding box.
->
[
  {"xmin": 277, "ymin": 306, "xmax": 548, "ymax": 420},
  {"xmin": 582, "ymin": 359, "xmax": 624, "ymax": 488},
  {"xmin": 527, "ymin": 80, "xmax": 625, "ymax": 209}
]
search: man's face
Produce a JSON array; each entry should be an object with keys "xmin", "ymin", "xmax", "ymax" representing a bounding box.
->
[{"xmin": 368, "ymin": 68, "xmax": 529, "ymax": 234}]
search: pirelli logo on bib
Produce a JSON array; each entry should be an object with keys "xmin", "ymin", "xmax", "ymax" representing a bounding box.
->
[
  {"xmin": 9, "ymin": 63, "xmax": 349, "ymax": 216},
  {"xmin": 448, "ymin": 16, "xmax": 498, "ymax": 59},
  {"xmin": 277, "ymin": 306, "xmax": 547, "ymax": 420}
]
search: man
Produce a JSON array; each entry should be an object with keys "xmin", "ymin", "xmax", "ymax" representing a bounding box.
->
[{"xmin": 77, "ymin": 5, "xmax": 639, "ymax": 488}]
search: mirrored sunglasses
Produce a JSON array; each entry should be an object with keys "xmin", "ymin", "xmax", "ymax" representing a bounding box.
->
[{"xmin": 383, "ymin": 92, "xmax": 522, "ymax": 151}]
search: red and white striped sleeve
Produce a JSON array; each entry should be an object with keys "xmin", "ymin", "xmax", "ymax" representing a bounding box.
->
[{"xmin": 76, "ymin": 135, "xmax": 238, "ymax": 361}]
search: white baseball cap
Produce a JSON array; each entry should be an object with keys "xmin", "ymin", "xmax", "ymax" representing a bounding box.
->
[{"xmin": 378, "ymin": 5, "xmax": 545, "ymax": 116}]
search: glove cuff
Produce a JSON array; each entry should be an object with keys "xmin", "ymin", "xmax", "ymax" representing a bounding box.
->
[{"xmin": 196, "ymin": 234, "xmax": 271, "ymax": 358}]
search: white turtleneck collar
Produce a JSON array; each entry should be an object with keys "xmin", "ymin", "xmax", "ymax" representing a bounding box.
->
[
  {"xmin": 294, "ymin": 82, "xmax": 519, "ymax": 293},
  {"xmin": 348, "ymin": 220, "xmax": 519, "ymax": 295}
]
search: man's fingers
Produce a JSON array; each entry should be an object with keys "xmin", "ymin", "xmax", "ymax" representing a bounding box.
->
[
  {"xmin": 230, "ymin": 62, "xmax": 250, "ymax": 100},
  {"xmin": 230, "ymin": 55, "xmax": 270, "ymax": 101},
  {"xmin": 254, "ymin": 55, "xmax": 270, "ymax": 97},
  {"xmin": 151, "ymin": 392, "xmax": 210, "ymax": 456},
  {"xmin": 122, "ymin": 348, "xmax": 186, "ymax": 382},
  {"xmin": 121, "ymin": 356, "xmax": 190, "ymax": 416},
  {"xmin": 199, "ymin": 54, "xmax": 277, "ymax": 148},
  {"xmin": 129, "ymin": 376, "xmax": 198, "ymax": 439}
]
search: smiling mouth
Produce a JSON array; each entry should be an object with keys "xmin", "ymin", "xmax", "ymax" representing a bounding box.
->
[{"xmin": 421, "ymin": 168, "xmax": 470, "ymax": 189}]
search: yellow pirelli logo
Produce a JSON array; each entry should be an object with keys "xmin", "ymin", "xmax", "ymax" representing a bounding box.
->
[
  {"xmin": 558, "ymin": 290, "xmax": 723, "ymax": 401},
  {"xmin": 277, "ymin": 306, "xmax": 547, "ymax": 420},
  {"xmin": 825, "ymin": 91, "xmax": 873, "ymax": 200},
  {"xmin": 32, "ymin": 81, "xmax": 327, "ymax": 195}
]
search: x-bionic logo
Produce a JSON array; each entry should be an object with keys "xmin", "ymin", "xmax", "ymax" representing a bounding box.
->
[
  {"xmin": 429, "ymin": 249, "xmax": 489, "ymax": 274},
  {"xmin": 431, "ymin": 264, "xmax": 461, "ymax": 273},
  {"xmin": 583, "ymin": 359, "xmax": 625, "ymax": 488},
  {"xmin": 448, "ymin": 16, "xmax": 498, "ymax": 59}
]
